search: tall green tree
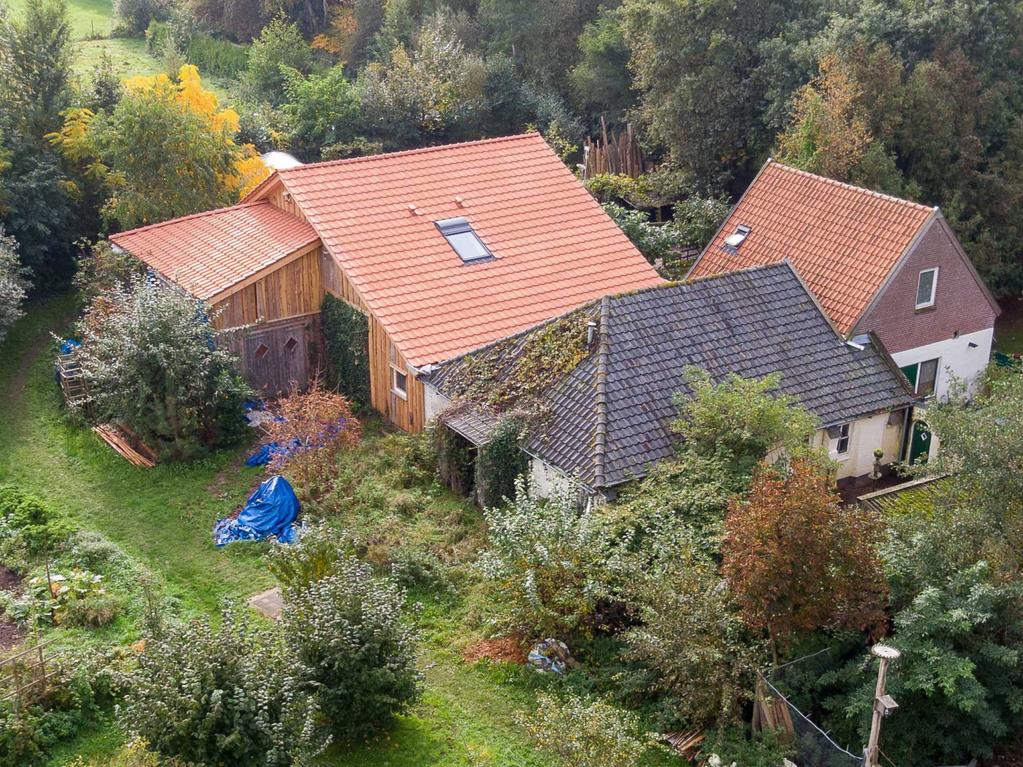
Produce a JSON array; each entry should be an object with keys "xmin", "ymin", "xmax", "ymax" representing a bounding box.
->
[{"xmin": 0, "ymin": 0, "xmax": 76, "ymax": 288}]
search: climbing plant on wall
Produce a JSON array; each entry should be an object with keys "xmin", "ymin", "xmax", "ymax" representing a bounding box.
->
[
  {"xmin": 321, "ymin": 293, "xmax": 370, "ymax": 406},
  {"xmin": 476, "ymin": 416, "xmax": 529, "ymax": 509}
]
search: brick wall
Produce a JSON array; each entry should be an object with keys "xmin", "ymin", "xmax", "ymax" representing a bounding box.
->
[{"xmin": 853, "ymin": 217, "xmax": 997, "ymax": 354}]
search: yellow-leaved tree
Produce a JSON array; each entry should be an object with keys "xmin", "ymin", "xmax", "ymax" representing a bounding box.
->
[{"xmin": 51, "ymin": 65, "xmax": 269, "ymax": 230}]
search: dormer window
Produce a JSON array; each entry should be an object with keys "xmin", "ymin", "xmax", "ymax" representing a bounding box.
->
[
  {"xmin": 724, "ymin": 225, "xmax": 750, "ymax": 249},
  {"xmin": 435, "ymin": 217, "xmax": 492, "ymax": 263},
  {"xmin": 916, "ymin": 267, "xmax": 938, "ymax": 309}
]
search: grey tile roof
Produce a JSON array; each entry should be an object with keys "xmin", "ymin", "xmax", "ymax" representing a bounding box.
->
[{"xmin": 429, "ymin": 262, "xmax": 917, "ymax": 488}]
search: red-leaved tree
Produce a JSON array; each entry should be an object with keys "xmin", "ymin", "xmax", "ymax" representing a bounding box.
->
[
  {"xmin": 722, "ymin": 458, "xmax": 888, "ymax": 658},
  {"xmin": 264, "ymin": 380, "xmax": 362, "ymax": 501}
]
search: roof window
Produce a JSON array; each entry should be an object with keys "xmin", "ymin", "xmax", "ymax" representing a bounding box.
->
[
  {"xmin": 435, "ymin": 217, "xmax": 492, "ymax": 263},
  {"xmin": 724, "ymin": 225, "xmax": 751, "ymax": 249}
]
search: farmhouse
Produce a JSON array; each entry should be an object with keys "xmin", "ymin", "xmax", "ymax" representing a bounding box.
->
[
  {"xmin": 689, "ymin": 161, "xmax": 1000, "ymax": 401},
  {"xmin": 109, "ymin": 133, "xmax": 663, "ymax": 430},
  {"xmin": 424, "ymin": 262, "xmax": 919, "ymax": 500}
]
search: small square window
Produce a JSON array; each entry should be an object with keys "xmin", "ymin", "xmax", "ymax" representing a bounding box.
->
[
  {"xmin": 917, "ymin": 358, "xmax": 939, "ymax": 397},
  {"xmin": 254, "ymin": 343, "xmax": 270, "ymax": 360},
  {"xmin": 391, "ymin": 366, "xmax": 408, "ymax": 399},
  {"xmin": 916, "ymin": 268, "xmax": 938, "ymax": 309},
  {"xmin": 284, "ymin": 337, "xmax": 298, "ymax": 353}
]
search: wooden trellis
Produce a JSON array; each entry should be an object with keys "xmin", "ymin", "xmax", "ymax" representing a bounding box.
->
[{"xmin": 1, "ymin": 639, "xmax": 55, "ymax": 712}]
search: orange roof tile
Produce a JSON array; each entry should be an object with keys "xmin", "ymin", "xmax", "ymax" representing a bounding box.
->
[
  {"xmin": 689, "ymin": 161, "xmax": 935, "ymax": 334},
  {"xmin": 249, "ymin": 133, "xmax": 662, "ymax": 366},
  {"xmin": 110, "ymin": 201, "xmax": 319, "ymax": 301}
]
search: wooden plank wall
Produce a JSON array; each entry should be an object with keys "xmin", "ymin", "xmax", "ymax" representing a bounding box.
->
[
  {"xmin": 211, "ymin": 247, "xmax": 322, "ymax": 329},
  {"xmin": 321, "ymin": 251, "xmax": 426, "ymax": 433},
  {"xmin": 266, "ymin": 183, "xmax": 308, "ymax": 221},
  {"xmin": 222, "ymin": 314, "xmax": 321, "ymax": 395}
]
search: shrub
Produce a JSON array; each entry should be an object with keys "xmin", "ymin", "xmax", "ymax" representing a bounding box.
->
[
  {"xmin": 674, "ymin": 368, "xmax": 818, "ymax": 482},
  {"xmin": 185, "ymin": 33, "xmax": 248, "ymax": 78},
  {"xmin": 477, "ymin": 477, "xmax": 620, "ymax": 638},
  {"xmin": 282, "ymin": 558, "xmax": 421, "ymax": 741},
  {"xmin": 75, "ymin": 276, "xmax": 251, "ymax": 461},
  {"xmin": 0, "ymin": 649, "xmax": 118, "ymax": 767},
  {"xmin": 0, "ymin": 485, "xmax": 73, "ymax": 563},
  {"xmin": 266, "ymin": 522, "xmax": 356, "ymax": 593},
  {"xmin": 115, "ymin": 0, "xmax": 172, "ymax": 35},
  {"xmin": 624, "ymin": 550, "xmax": 762, "ymax": 728},
  {"xmin": 119, "ymin": 606, "xmax": 320, "ymax": 766},
  {"xmin": 518, "ymin": 692, "xmax": 654, "ymax": 767},
  {"xmin": 602, "ymin": 201, "xmax": 688, "ymax": 267},
  {"xmin": 0, "ymin": 226, "xmax": 29, "ymax": 345},
  {"xmin": 72, "ymin": 240, "xmax": 143, "ymax": 307},
  {"xmin": 264, "ymin": 381, "xmax": 362, "ymax": 501},
  {"xmin": 474, "ymin": 416, "xmax": 528, "ymax": 509},
  {"xmin": 722, "ymin": 459, "xmax": 888, "ymax": 655},
  {"xmin": 245, "ymin": 16, "xmax": 313, "ymax": 105}
]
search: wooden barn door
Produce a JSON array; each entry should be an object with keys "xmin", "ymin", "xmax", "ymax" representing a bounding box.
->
[{"xmin": 234, "ymin": 314, "xmax": 319, "ymax": 396}]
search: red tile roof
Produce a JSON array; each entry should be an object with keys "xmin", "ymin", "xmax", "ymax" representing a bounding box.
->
[
  {"xmin": 110, "ymin": 201, "xmax": 319, "ymax": 301},
  {"xmin": 248, "ymin": 133, "xmax": 662, "ymax": 366},
  {"xmin": 689, "ymin": 161, "xmax": 935, "ymax": 334}
]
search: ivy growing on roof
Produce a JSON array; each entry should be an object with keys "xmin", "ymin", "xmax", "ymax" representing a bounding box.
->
[{"xmin": 442, "ymin": 308, "xmax": 593, "ymax": 415}]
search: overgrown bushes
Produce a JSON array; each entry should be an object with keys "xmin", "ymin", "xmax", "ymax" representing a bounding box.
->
[
  {"xmin": 119, "ymin": 607, "xmax": 316, "ymax": 767},
  {"xmin": 282, "ymin": 557, "xmax": 421, "ymax": 740},
  {"xmin": 75, "ymin": 276, "xmax": 250, "ymax": 461}
]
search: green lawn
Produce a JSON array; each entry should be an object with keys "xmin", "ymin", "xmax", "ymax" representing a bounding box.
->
[
  {"xmin": 5, "ymin": 0, "xmax": 116, "ymax": 40},
  {"xmin": 0, "ymin": 297, "xmax": 569, "ymax": 767},
  {"xmin": 4, "ymin": 0, "xmax": 241, "ymax": 103}
]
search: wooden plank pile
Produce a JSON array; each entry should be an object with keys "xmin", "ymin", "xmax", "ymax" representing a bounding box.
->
[
  {"xmin": 92, "ymin": 424, "xmax": 157, "ymax": 468},
  {"xmin": 582, "ymin": 118, "xmax": 646, "ymax": 179},
  {"xmin": 661, "ymin": 729, "xmax": 704, "ymax": 759},
  {"xmin": 752, "ymin": 674, "xmax": 795, "ymax": 740}
]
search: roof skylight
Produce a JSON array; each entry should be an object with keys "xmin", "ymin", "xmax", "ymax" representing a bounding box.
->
[
  {"xmin": 435, "ymin": 217, "xmax": 492, "ymax": 263},
  {"xmin": 724, "ymin": 224, "xmax": 751, "ymax": 248}
]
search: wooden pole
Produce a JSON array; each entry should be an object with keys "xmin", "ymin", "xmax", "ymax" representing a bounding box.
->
[{"xmin": 865, "ymin": 644, "xmax": 901, "ymax": 767}]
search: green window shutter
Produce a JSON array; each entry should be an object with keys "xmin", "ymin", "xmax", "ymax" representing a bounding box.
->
[{"xmin": 900, "ymin": 363, "xmax": 918, "ymax": 391}]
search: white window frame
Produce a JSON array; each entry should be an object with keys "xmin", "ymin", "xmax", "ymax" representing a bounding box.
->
[
  {"xmin": 915, "ymin": 267, "xmax": 939, "ymax": 309},
  {"xmin": 391, "ymin": 365, "xmax": 408, "ymax": 400},
  {"xmin": 915, "ymin": 357, "xmax": 940, "ymax": 398},
  {"xmin": 833, "ymin": 422, "xmax": 851, "ymax": 457}
]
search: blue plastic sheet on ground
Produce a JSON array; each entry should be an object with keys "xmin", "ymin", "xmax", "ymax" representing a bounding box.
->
[
  {"xmin": 59, "ymin": 338, "xmax": 80, "ymax": 355},
  {"xmin": 245, "ymin": 439, "xmax": 301, "ymax": 467},
  {"xmin": 213, "ymin": 475, "xmax": 299, "ymax": 546}
]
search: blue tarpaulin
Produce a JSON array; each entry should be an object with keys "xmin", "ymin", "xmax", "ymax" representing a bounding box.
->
[
  {"xmin": 213, "ymin": 475, "xmax": 299, "ymax": 546},
  {"xmin": 245, "ymin": 439, "xmax": 301, "ymax": 467}
]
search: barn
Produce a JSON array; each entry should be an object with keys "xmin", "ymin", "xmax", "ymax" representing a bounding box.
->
[{"xmin": 110, "ymin": 133, "xmax": 662, "ymax": 432}]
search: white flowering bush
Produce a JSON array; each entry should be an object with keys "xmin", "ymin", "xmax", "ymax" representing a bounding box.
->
[
  {"xmin": 478, "ymin": 477, "xmax": 622, "ymax": 638},
  {"xmin": 517, "ymin": 692, "xmax": 655, "ymax": 767},
  {"xmin": 118, "ymin": 606, "xmax": 321, "ymax": 766},
  {"xmin": 76, "ymin": 275, "xmax": 250, "ymax": 460},
  {"xmin": 0, "ymin": 226, "xmax": 28, "ymax": 345},
  {"xmin": 282, "ymin": 556, "xmax": 421, "ymax": 741}
]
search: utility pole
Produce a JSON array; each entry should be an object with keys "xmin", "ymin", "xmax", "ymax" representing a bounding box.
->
[{"xmin": 864, "ymin": 644, "xmax": 901, "ymax": 767}]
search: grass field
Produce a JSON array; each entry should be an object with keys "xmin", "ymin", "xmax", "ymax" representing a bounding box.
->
[
  {"xmin": 4, "ymin": 0, "xmax": 240, "ymax": 102},
  {"xmin": 1, "ymin": 297, "xmax": 629, "ymax": 767}
]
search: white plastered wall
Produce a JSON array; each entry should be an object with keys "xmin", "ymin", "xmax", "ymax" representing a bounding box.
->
[
  {"xmin": 891, "ymin": 327, "xmax": 993, "ymax": 399},
  {"xmin": 811, "ymin": 410, "xmax": 906, "ymax": 480}
]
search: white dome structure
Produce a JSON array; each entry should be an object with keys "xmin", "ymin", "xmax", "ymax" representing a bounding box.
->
[{"xmin": 260, "ymin": 151, "xmax": 304, "ymax": 170}]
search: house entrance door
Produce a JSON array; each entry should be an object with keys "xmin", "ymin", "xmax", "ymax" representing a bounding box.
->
[{"xmin": 908, "ymin": 420, "xmax": 931, "ymax": 464}]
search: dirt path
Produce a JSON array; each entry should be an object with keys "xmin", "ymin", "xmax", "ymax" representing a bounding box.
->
[{"xmin": 2, "ymin": 300, "xmax": 75, "ymax": 407}]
